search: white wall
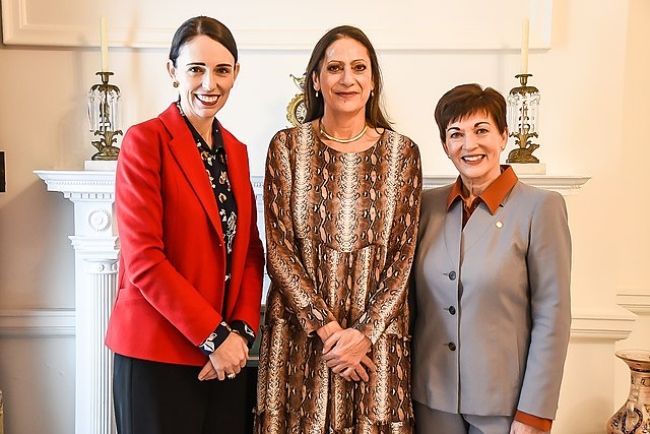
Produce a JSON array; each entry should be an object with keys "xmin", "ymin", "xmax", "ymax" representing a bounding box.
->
[
  {"xmin": 613, "ymin": 0, "xmax": 650, "ymax": 416},
  {"xmin": 1, "ymin": 1, "xmax": 649, "ymax": 433}
]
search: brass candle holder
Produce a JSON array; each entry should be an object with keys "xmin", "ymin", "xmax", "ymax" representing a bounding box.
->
[
  {"xmin": 88, "ymin": 71, "xmax": 122, "ymax": 160},
  {"xmin": 507, "ymin": 73, "xmax": 541, "ymax": 164}
]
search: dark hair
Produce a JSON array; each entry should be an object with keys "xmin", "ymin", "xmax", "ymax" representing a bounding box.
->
[
  {"xmin": 434, "ymin": 83, "xmax": 507, "ymax": 144},
  {"xmin": 303, "ymin": 25, "xmax": 391, "ymax": 130},
  {"xmin": 169, "ymin": 16, "xmax": 238, "ymax": 66}
]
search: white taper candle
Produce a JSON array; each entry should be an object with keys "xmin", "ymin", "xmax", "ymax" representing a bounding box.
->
[
  {"xmin": 521, "ymin": 18, "xmax": 529, "ymax": 74},
  {"xmin": 100, "ymin": 17, "xmax": 109, "ymax": 72}
]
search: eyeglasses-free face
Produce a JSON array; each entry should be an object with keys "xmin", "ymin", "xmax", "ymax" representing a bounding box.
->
[
  {"xmin": 443, "ymin": 111, "xmax": 508, "ymax": 191},
  {"xmin": 168, "ymin": 34, "xmax": 239, "ymax": 127},
  {"xmin": 313, "ymin": 37, "xmax": 374, "ymax": 119}
]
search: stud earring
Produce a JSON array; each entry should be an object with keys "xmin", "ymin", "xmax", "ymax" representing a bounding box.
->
[
  {"xmin": 315, "ymin": 90, "xmax": 319, "ymax": 98},
  {"xmin": 173, "ymin": 81, "xmax": 179, "ymax": 88},
  {"xmin": 371, "ymin": 90, "xmax": 374, "ymax": 98}
]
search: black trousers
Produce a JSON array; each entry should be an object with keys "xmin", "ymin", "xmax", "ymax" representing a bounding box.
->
[{"xmin": 113, "ymin": 354, "xmax": 256, "ymax": 434}]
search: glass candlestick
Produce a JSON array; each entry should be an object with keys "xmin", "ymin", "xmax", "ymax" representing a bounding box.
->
[
  {"xmin": 507, "ymin": 73, "xmax": 541, "ymax": 164},
  {"xmin": 88, "ymin": 71, "xmax": 122, "ymax": 160}
]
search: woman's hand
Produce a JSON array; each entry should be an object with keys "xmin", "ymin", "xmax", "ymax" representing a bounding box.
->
[
  {"xmin": 198, "ymin": 332, "xmax": 248, "ymax": 381},
  {"xmin": 316, "ymin": 320, "xmax": 343, "ymax": 342},
  {"xmin": 510, "ymin": 421, "xmax": 548, "ymax": 434},
  {"xmin": 322, "ymin": 328, "xmax": 376, "ymax": 381},
  {"xmin": 336, "ymin": 355, "xmax": 377, "ymax": 382},
  {"xmin": 198, "ymin": 361, "xmax": 217, "ymax": 381}
]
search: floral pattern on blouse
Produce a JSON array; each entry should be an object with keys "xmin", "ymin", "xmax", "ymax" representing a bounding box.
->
[{"xmin": 176, "ymin": 103, "xmax": 255, "ymax": 354}]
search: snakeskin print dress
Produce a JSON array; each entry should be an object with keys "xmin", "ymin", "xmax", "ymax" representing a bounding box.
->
[{"xmin": 256, "ymin": 123, "xmax": 422, "ymax": 434}]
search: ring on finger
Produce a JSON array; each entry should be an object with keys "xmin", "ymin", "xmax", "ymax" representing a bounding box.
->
[{"xmin": 226, "ymin": 373, "xmax": 236, "ymax": 380}]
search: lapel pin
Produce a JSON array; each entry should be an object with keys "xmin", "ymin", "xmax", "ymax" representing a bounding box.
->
[{"xmin": 496, "ymin": 221, "xmax": 503, "ymax": 229}]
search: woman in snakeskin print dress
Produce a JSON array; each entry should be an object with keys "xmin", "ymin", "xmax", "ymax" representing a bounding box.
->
[{"xmin": 256, "ymin": 25, "xmax": 421, "ymax": 433}]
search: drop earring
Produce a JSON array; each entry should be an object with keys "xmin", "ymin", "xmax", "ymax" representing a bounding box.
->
[
  {"xmin": 315, "ymin": 90, "xmax": 319, "ymax": 98},
  {"xmin": 173, "ymin": 81, "xmax": 179, "ymax": 88}
]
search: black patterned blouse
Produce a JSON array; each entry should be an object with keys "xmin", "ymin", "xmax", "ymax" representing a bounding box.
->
[{"xmin": 177, "ymin": 104, "xmax": 256, "ymax": 355}]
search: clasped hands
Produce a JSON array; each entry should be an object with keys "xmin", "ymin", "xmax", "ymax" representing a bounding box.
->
[
  {"xmin": 198, "ymin": 332, "xmax": 248, "ymax": 381},
  {"xmin": 317, "ymin": 320, "xmax": 376, "ymax": 382}
]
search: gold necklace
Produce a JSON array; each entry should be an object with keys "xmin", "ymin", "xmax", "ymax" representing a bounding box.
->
[{"xmin": 319, "ymin": 119, "xmax": 368, "ymax": 143}]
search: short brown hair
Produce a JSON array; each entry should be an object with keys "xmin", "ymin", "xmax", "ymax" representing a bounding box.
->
[
  {"xmin": 434, "ymin": 83, "xmax": 507, "ymax": 144},
  {"xmin": 303, "ymin": 25, "xmax": 391, "ymax": 130}
]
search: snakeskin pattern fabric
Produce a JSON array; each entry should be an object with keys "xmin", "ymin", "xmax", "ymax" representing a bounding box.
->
[{"xmin": 256, "ymin": 123, "xmax": 422, "ymax": 434}]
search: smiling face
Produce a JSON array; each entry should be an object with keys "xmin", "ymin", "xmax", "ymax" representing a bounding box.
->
[
  {"xmin": 443, "ymin": 111, "xmax": 508, "ymax": 188},
  {"xmin": 167, "ymin": 34, "xmax": 239, "ymax": 126},
  {"xmin": 313, "ymin": 37, "xmax": 374, "ymax": 118}
]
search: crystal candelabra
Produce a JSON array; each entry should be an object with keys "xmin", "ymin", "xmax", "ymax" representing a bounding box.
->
[
  {"xmin": 88, "ymin": 71, "xmax": 122, "ymax": 160},
  {"xmin": 507, "ymin": 73, "xmax": 541, "ymax": 164}
]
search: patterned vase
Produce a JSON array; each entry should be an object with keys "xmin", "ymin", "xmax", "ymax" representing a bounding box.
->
[{"xmin": 607, "ymin": 350, "xmax": 650, "ymax": 434}]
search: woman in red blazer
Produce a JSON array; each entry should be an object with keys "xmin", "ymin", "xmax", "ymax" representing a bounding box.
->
[{"xmin": 105, "ymin": 16, "xmax": 264, "ymax": 434}]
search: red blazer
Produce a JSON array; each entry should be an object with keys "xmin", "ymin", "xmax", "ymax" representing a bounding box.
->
[{"xmin": 105, "ymin": 103, "xmax": 264, "ymax": 366}]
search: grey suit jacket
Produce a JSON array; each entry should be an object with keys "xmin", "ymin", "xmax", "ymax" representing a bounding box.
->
[{"xmin": 412, "ymin": 181, "xmax": 571, "ymax": 419}]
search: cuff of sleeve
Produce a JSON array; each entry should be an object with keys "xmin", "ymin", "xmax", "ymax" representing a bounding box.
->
[
  {"xmin": 230, "ymin": 320, "xmax": 256, "ymax": 348},
  {"xmin": 302, "ymin": 310, "xmax": 337, "ymax": 337},
  {"xmin": 351, "ymin": 312, "xmax": 380, "ymax": 345},
  {"xmin": 514, "ymin": 410, "xmax": 552, "ymax": 432},
  {"xmin": 198, "ymin": 321, "xmax": 232, "ymax": 356}
]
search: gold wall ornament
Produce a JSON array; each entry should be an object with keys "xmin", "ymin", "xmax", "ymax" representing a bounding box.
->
[
  {"xmin": 88, "ymin": 71, "xmax": 122, "ymax": 160},
  {"xmin": 286, "ymin": 73, "xmax": 307, "ymax": 127},
  {"xmin": 507, "ymin": 73, "xmax": 541, "ymax": 164}
]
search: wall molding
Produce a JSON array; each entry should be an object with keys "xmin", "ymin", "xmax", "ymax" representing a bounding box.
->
[
  {"xmin": 617, "ymin": 291, "xmax": 650, "ymax": 315},
  {"xmin": 0, "ymin": 308, "xmax": 75, "ymax": 336},
  {"xmin": 0, "ymin": 307, "xmax": 634, "ymax": 341},
  {"xmin": 570, "ymin": 309, "xmax": 636, "ymax": 341},
  {"xmin": 1, "ymin": 0, "xmax": 552, "ymax": 50}
]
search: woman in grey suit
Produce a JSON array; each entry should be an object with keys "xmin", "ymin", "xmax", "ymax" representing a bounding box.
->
[{"xmin": 412, "ymin": 84, "xmax": 571, "ymax": 434}]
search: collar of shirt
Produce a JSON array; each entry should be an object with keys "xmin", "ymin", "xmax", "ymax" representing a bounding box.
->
[
  {"xmin": 446, "ymin": 165, "xmax": 518, "ymax": 215},
  {"xmin": 176, "ymin": 102, "xmax": 225, "ymax": 153}
]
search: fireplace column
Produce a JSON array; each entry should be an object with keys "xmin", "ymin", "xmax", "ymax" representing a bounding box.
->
[{"xmin": 35, "ymin": 169, "xmax": 118, "ymax": 434}]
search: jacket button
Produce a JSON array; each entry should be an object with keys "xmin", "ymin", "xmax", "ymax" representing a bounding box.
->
[
  {"xmin": 448, "ymin": 342, "xmax": 456, "ymax": 351},
  {"xmin": 448, "ymin": 271, "xmax": 456, "ymax": 280},
  {"xmin": 448, "ymin": 306, "xmax": 456, "ymax": 315}
]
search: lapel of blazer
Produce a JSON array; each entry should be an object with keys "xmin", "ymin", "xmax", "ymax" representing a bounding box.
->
[
  {"xmin": 462, "ymin": 205, "xmax": 495, "ymax": 253},
  {"xmin": 159, "ymin": 103, "xmax": 224, "ymax": 241},
  {"xmin": 443, "ymin": 196, "xmax": 463, "ymax": 271},
  {"xmin": 462, "ymin": 181, "xmax": 519, "ymax": 252}
]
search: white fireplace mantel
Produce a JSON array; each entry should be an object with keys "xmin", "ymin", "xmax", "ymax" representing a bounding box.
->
[
  {"xmin": 35, "ymin": 169, "xmax": 119, "ymax": 434},
  {"xmin": 422, "ymin": 174, "xmax": 591, "ymax": 195},
  {"xmin": 35, "ymin": 168, "xmax": 589, "ymax": 434}
]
